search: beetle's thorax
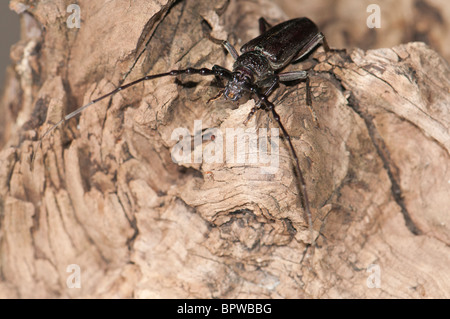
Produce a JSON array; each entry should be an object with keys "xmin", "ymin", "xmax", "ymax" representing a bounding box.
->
[{"xmin": 224, "ymin": 51, "xmax": 274, "ymax": 101}]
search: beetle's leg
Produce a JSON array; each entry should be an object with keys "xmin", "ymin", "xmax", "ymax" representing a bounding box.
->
[
  {"xmin": 243, "ymin": 75, "xmax": 280, "ymax": 125},
  {"xmin": 278, "ymin": 70, "xmax": 308, "ymax": 82},
  {"xmin": 210, "ymin": 65, "xmax": 232, "ymax": 103},
  {"xmin": 316, "ymin": 35, "xmax": 346, "ymax": 54},
  {"xmin": 278, "ymin": 71, "xmax": 320, "ymax": 127},
  {"xmin": 259, "ymin": 75, "xmax": 280, "ymax": 97},
  {"xmin": 291, "ymin": 32, "xmax": 345, "ymax": 63},
  {"xmin": 258, "ymin": 17, "xmax": 272, "ymax": 34},
  {"xmin": 291, "ymin": 32, "xmax": 330, "ymax": 63},
  {"xmin": 304, "ymin": 77, "xmax": 320, "ymax": 127},
  {"xmin": 244, "ymin": 71, "xmax": 318, "ymax": 126},
  {"xmin": 207, "ymin": 89, "xmax": 224, "ymax": 104},
  {"xmin": 255, "ymin": 74, "xmax": 320, "ymax": 129},
  {"xmin": 321, "ymin": 34, "xmax": 331, "ymax": 52},
  {"xmin": 278, "ymin": 70, "xmax": 311, "ymax": 104}
]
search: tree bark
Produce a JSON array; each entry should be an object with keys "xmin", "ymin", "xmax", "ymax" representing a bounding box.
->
[{"xmin": 0, "ymin": 0, "xmax": 449, "ymax": 298}]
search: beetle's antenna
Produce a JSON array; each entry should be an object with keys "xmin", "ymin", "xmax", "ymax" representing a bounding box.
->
[
  {"xmin": 248, "ymin": 88, "xmax": 315, "ymax": 249},
  {"xmin": 32, "ymin": 67, "xmax": 231, "ymax": 166}
]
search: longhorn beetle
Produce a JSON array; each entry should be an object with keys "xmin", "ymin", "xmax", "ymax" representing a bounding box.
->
[{"xmin": 34, "ymin": 17, "xmax": 331, "ymax": 247}]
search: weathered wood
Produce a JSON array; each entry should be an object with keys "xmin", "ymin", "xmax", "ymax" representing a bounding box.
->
[{"xmin": 0, "ymin": 0, "xmax": 448, "ymax": 298}]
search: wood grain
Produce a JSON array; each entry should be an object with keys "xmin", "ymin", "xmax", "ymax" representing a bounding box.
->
[{"xmin": 0, "ymin": 0, "xmax": 448, "ymax": 298}]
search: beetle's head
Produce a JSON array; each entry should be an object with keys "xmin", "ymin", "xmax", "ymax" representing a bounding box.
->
[{"xmin": 224, "ymin": 70, "xmax": 253, "ymax": 101}]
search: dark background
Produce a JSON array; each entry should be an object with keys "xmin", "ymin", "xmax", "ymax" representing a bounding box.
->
[{"xmin": 0, "ymin": 1, "xmax": 20, "ymax": 90}]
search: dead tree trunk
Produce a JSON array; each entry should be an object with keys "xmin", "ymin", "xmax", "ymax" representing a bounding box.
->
[{"xmin": 0, "ymin": 0, "xmax": 449, "ymax": 298}]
